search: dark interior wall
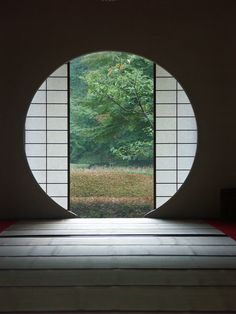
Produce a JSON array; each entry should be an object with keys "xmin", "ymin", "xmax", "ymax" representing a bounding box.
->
[{"xmin": 0, "ymin": 0, "xmax": 235, "ymax": 219}]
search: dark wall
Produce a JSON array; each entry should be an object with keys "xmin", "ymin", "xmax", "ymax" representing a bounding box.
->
[{"xmin": 0, "ymin": 0, "xmax": 235, "ymax": 219}]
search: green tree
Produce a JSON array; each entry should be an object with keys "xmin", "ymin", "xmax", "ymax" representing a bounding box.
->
[{"xmin": 70, "ymin": 51, "xmax": 154, "ymax": 166}]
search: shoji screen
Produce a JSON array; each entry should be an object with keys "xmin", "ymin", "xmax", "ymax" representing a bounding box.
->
[
  {"xmin": 25, "ymin": 61, "xmax": 197, "ymax": 212},
  {"xmin": 25, "ymin": 64, "xmax": 69, "ymax": 209},
  {"xmin": 155, "ymin": 65, "xmax": 197, "ymax": 208}
]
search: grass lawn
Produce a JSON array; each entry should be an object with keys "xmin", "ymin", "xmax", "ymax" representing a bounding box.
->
[{"xmin": 70, "ymin": 166, "xmax": 154, "ymax": 218}]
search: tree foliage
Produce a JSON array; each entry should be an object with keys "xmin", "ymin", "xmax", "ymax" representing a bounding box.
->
[{"xmin": 70, "ymin": 51, "xmax": 154, "ymax": 166}]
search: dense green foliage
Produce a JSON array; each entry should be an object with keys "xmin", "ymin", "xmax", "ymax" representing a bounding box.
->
[{"xmin": 70, "ymin": 51, "xmax": 154, "ymax": 166}]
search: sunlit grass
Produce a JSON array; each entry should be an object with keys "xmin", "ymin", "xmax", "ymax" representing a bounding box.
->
[
  {"xmin": 70, "ymin": 166, "xmax": 154, "ymax": 217},
  {"xmin": 70, "ymin": 164, "xmax": 153, "ymax": 175}
]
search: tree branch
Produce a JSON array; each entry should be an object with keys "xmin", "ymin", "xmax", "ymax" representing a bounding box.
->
[{"xmin": 132, "ymin": 75, "xmax": 154, "ymax": 130}]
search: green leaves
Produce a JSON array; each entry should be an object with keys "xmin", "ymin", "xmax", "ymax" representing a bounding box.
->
[
  {"xmin": 70, "ymin": 51, "xmax": 154, "ymax": 166},
  {"xmin": 110, "ymin": 141, "xmax": 153, "ymax": 163}
]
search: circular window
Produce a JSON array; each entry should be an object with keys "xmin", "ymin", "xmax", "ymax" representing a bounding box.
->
[{"xmin": 25, "ymin": 51, "xmax": 197, "ymax": 217}]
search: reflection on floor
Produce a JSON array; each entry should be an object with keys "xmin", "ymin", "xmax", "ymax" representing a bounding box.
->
[{"xmin": 0, "ymin": 218, "xmax": 236, "ymax": 313}]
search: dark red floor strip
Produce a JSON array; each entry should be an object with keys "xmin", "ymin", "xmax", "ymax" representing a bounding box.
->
[
  {"xmin": 0, "ymin": 220, "xmax": 16, "ymax": 233},
  {"xmin": 207, "ymin": 219, "xmax": 236, "ymax": 241}
]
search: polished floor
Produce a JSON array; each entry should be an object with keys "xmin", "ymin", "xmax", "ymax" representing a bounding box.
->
[{"xmin": 0, "ymin": 218, "xmax": 236, "ymax": 313}]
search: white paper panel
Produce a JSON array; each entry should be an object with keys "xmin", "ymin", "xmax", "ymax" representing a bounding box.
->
[
  {"xmin": 31, "ymin": 91, "xmax": 46, "ymax": 103},
  {"xmin": 25, "ymin": 118, "xmax": 46, "ymax": 130},
  {"xmin": 32, "ymin": 171, "xmax": 46, "ymax": 183},
  {"xmin": 25, "ymin": 144, "xmax": 46, "ymax": 157},
  {"xmin": 47, "ymin": 78, "xmax": 67, "ymax": 90},
  {"xmin": 178, "ymin": 157, "xmax": 194, "ymax": 170},
  {"xmin": 156, "ymin": 118, "xmax": 176, "ymax": 130},
  {"xmin": 178, "ymin": 144, "xmax": 197, "ymax": 156},
  {"xmin": 47, "ymin": 105, "xmax": 67, "ymax": 116},
  {"xmin": 47, "ymin": 91, "xmax": 67, "ymax": 103},
  {"xmin": 47, "ymin": 184, "xmax": 68, "ymax": 196},
  {"xmin": 156, "ymin": 104, "xmax": 176, "ymax": 117},
  {"xmin": 156, "ymin": 131, "xmax": 176, "ymax": 143},
  {"xmin": 178, "ymin": 130, "xmax": 197, "ymax": 143},
  {"xmin": 177, "ymin": 82, "xmax": 183, "ymax": 90},
  {"xmin": 39, "ymin": 184, "xmax": 46, "ymax": 192},
  {"xmin": 47, "ymin": 144, "xmax": 68, "ymax": 157},
  {"xmin": 178, "ymin": 117, "xmax": 197, "ymax": 130},
  {"xmin": 178, "ymin": 170, "xmax": 189, "ymax": 183},
  {"xmin": 156, "ymin": 196, "xmax": 171, "ymax": 207},
  {"xmin": 25, "ymin": 64, "xmax": 68, "ymax": 210},
  {"xmin": 25, "ymin": 131, "xmax": 46, "ymax": 143},
  {"xmin": 156, "ymin": 157, "xmax": 176, "ymax": 170},
  {"xmin": 50, "ymin": 65, "xmax": 67, "ymax": 77},
  {"xmin": 156, "ymin": 91, "xmax": 176, "ymax": 103},
  {"xmin": 155, "ymin": 64, "xmax": 197, "ymax": 208},
  {"xmin": 156, "ymin": 171, "xmax": 176, "ymax": 183},
  {"xmin": 47, "ymin": 171, "xmax": 68, "ymax": 183},
  {"xmin": 178, "ymin": 104, "xmax": 194, "ymax": 116},
  {"xmin": 178, "ymin": 90, "xmax": 190, "ymax": 103},
  {"xmin": 156, "ymin": 184, "xmax": 177, "ymax": 197},
  {"xmin": 51, "ymin": 197, "xmax": 68, "ymax": 209},
  {"xmin": 27, "ymin": 104, "xmax": 46, "ymax": 117},
  {"xmin": 27, "ymin": 158, "xmax": 46, "ymax": 170},
  {"xmin": 156, "ymin": 144, "xmax": 176, "ymax": 157},
  {"xmin": 47, "ymin": 118, "xmax": 67, "ymax": 130},
  {"xmin": 47, "ymin": 158, "xmax": 68, "ymax": 170},
  {"xmin": 38, "ymin": 82, "xmax": 46, "ymax": 90},
  {"xmin": 156, "ymin": 65, "xmax": 172, "ymax": 77},
  {"xmin": 156, "ymin": 78, "xmax": 176, "ymax": 90},
  {"xmin": 47, "ymin": 131, "xmax": 67, "ymax": 143}
]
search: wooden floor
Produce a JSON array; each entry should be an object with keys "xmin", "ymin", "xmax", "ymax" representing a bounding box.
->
[{"xmin": 0, "ymin": 218, "xmax": 236, "ymax": 313}]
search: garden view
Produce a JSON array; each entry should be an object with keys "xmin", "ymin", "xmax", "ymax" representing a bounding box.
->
[{"xmin": 70, "ymin": 52, "xmax": 154, "ymax": 217}]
